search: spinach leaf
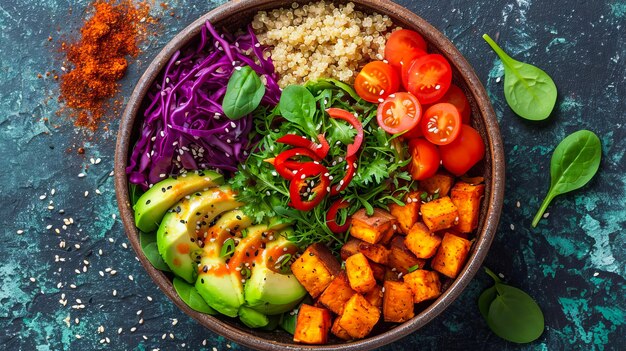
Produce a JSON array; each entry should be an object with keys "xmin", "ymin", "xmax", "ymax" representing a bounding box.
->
[
  {"xmin": 279, "ymin": 310, "xmax": 298, "ymax": 335},
  {"xmin": 172, "ymin": 277, "xmax": 217, "ymax": 314},
  {"xmin": 479, "ymin": 268, "xmax": 544, "ymax": 344},
  {"xmin": 305, "ymin": 78, "xmax": 362, "ymax": 102},
  {"xmin": 222, "ymin": 66, "xmax": 265, "ymax": 120},
  {"xmin": 129, "ymin": 184, "xmax": 143, "ymax": 206},
  {"xmin": 532, "ymin": 130, "xmax": 602, "ymax": 227},
  {"xmin": 279, "ymin": 85, "xmax": 318, "ymax": 137},
  {"xmin": 482, "ymin": 34, "xmax": 557, "ymax": 121},
  {"xmin": 139, "ymin": 231, "xmax": 171, "ymax": 272}
]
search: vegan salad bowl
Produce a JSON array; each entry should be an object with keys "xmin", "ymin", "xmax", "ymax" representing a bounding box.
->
[{"xmin": 114, "ymin": 0, "xmax": 505, "ymax": 349}]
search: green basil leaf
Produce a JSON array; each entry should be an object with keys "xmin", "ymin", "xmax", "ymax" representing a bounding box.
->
[
  {"xmin": 483, "ymin": 34, "xmax": 557, "ymax": 121},
  {"xmin": 172, "ymin": 277, "xmax": 217, "ymax": 314},
  {"xmin": 129, "ymin": 184, "xmax": 143, "ymax": 207},
  {"xmin": 487, "ymin": 283, "xmax": 545, "ymax": 343},
  {"xmin": 139, "ymin": 231, "xmax": 171, "ymax": 272},
  {"xmin": 478, "ymin": 285, "xmax": 497, "ymax": 320},
  {"xmin": 279, "ymin": 85, "xmax": 318, "ymax": 137},
  {"xmin": 222, "ymin": 66, "xmax": 266, "ymax": 120},
  {"xmin": 532, "ymin": 130, "xmax": 602, "ymax": 227}
]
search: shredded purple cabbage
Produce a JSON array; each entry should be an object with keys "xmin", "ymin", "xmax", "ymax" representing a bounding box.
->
[{"xmin": 126, "ymin": 22, "xmax": 280, "ymax": 189}]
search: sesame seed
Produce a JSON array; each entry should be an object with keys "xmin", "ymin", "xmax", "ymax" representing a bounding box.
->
[
  {"xmin": 147, "ymin": 296, "xmax": 153, "ymax": 302},
  {"xmin": 172, "ymin": 318, "xmax": 178, "ymax": 326},
  {"xmin": 84, "ymin": 191, "xmax": 89, "ymax": 197},
  {"xmin": 78, "ymin": 173, "xmax": 85, "ymax": 178},
  {"xmin": 39, "ymin": 194, "xmax": 47, "ymax": 200},
  {"xmin": 118, "ymin": 328, "xmax": 123, "ymax": 334},
  {"xmin": 510, "ymin": 224, "xmax": 515, "ymax": 230},
  {"xmin": 50, "ymin": 189, "xmax": 56, "ymax": 195},
  {"xmin": 112, "ymin": 290, "xmax": 117, "ymax": 296},
  {"xmin": 130, "ymin": 327, "xmax": 137, "ymax": 333},
  {"xmin": 29, "ymin": 277, "xmax": 36, "ymax": 282},
  {"xmin": 543, "ymin": 213, "xmax": 550, "ymax": 218},
  {"xmin": 17, "ymin": 229, "xmax": 24, "ymax": 235}
]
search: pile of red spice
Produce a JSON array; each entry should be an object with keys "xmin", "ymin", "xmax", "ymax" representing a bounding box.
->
[{"xmin": 59, "ymin": 0, "xmax": 152, "ymax": 130}]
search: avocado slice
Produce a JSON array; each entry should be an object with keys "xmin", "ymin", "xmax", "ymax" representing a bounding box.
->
[
  {"xmin": 156, "ymin": 186, "xmax": 241, "ymax": 283},
  {"xmin": 238, "ymin": 305, "xmax": 269, "ymax": 328},
  {"xmin": 196, "ymin": 223, "xmax": 267, "ymax": 317},
  {"xmin": 134, "ymin": 170, "xmax": 224, "ymax": 232},
  {"xmin": 244, "ymin": 230, "xmax": 306, "ymax": 315}
]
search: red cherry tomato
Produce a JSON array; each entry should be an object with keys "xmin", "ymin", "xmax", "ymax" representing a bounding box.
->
[
  {"xmin": 403, "ymin": 54, "xmax": 452, "ymax": 105},
  {"xmin": 438, "ymin": 84, "xmax": 471, "ymax": 124},
  {"xmin": 402, "ymin": 123, "xmax": 423, "ymax": 139},
  {"xmin": 384, "ymin": 29, "xmax": 427, "ymax": 69},
  {"xmin": 421, "ymin": 103, "xmax": 461, "ymax": 145},
  {"xmin": 354, "ymin": 61, "xmax": 400, "ymax": 103},
  {"xmin": 376, "ymin": 92, "xmax": 422, "ymax": 134},
  {"xmin": 407, "ymin": 138, "xmax": 441, "ymax": 180},
  {"xmin": 440, "ymin": 125, "xmax": 485, "ymax": 176}
]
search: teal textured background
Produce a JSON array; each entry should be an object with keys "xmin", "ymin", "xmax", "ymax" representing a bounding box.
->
[{"xmin": 1, "ymin": 0, "xmax": 624, "ymax": 350}]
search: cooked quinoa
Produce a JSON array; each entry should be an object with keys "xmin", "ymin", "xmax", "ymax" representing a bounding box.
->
[{"xmin": 252, "ymin": 1, "xmax": 396, "ymax": 87}]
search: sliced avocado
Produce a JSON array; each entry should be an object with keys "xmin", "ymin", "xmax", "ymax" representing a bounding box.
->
[
  {"xmin": 156, "ymin": 186, "xmax": 241, "ymax": 283},
  {"xmin": 196, "ymin": 223, "xmax": 267, "ymax": 317},
  {"xmin": 238, "ymin": 305, "xmax": 269, "ymax": 328},
  {"xmin": 244, "ymin": 230, "xmax": 306, "ymax": 315},
  {"xmin": 134, "ymin": 170, "xmax": 224, "ymax": 232}
]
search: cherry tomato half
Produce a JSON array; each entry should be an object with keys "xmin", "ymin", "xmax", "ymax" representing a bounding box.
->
[
  {"xmin": 403, "ymin": 54, "xmax": 452, "ymax": 105},
  {"xmin": 384, "ymin": 29, "xmax": 427, "ymax": 70},
  {"xmin": 421, "ymin": 103, "xmax": 461, "ymax": 145},
  {"xmin": 377, "ymin": 92, "xmax": 422, "ymax": 134},
  {"xmin": 354, "ymin": 61, "xmax": 400, "ymax": 103},
  {"xmin": 440, "ymin": 125, "xmax": 485, "ymax": 176},
  {"xmin": 408, "ymin": 138, "xmax": 440, "ymax": 180},
  {"xmin": 438, "ymin": 84, "xmax": 471, "ymax": 124}
]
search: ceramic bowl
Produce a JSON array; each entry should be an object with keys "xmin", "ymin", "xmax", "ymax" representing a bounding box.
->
[{"xmin": 114, "ymin": 0, "xmax": 505, "ymax": 349}]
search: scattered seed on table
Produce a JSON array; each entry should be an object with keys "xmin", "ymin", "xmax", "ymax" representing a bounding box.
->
[
  {"xmin": 78, "ymin": 173, "xmax": 85, "ymax": 178},
  {"xmin": 128, "ymin": 275, "xmax": 134, "ymax": 281}
]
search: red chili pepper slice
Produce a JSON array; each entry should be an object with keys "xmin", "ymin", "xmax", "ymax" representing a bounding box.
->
[
  {"xmin": 326, "ymin": 199, "xmax": 351, "ymax": 233},
  {"xmin": 272, "ymin": 148, "xmax": 321, "ymax": 180},
  {"xmin": 326, "ymin": 108, "xmax": 364, "ymax": 157},
  {"xmin": 277, "ymin": 134, "xmax": 330, "ymax": 159},
  {"xmin": 289, "ymin": 162, "xmax": 330, "ymax": 211},
  {"xmin": 330, "ymin": 156, "xmax": 357, "ymax": 196},
  {"xmin": 316, "ymin": 134, "xmax": 330, "ymax": 159}
]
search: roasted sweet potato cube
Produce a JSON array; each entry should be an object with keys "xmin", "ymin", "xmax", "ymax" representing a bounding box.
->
[
  {"xmin": 331, "ymin": 317, "xmax": 352, "ymax": 340},
  {"xmin": 387, "ymin": 236, "xmax": 426, "ymax": 274},
  {"xmin": 383, "ymin": 281, "xmax": 415, "ymax": 322},
  {"xmin": 358, "ymin": 241, "xmax": 391, "ymax": 265},
  {"xmin": 419, "ymin": 172, "xmax": 455, "ymax": 196},
  {"xmin": 405, "ymin": 222, "xmax": 442, "ymax": 259},
  {"xmin": 431, "ymin": 232, "xmax": 472, "ymax": 278},
  {"xmin": 389, "ymin": 191, "xmax": 422, "ymax": 234},
  {"xmin": 340, "ymin": 238, "xmax": 363, "ymax": 261},
  {"xmin": 369, "ymin": 260, "xmax": 386, "ymax": 281},
  {"xmin": 384, "ymin": 268, "xmax": 401, "ymax": 282},
  {"xmin": 420, "ymin": 196, "xmax": 459, "ymax": 232},
  {"xmin": 403, "ymin": 270, "xmax": 441, "ymax": 303},
  {"xmin": 364, "ymin": 284, "xmax": 384, "ymax": 308},
  {"xmin": 317, "ymin": 272, "xmax": 355, "ymax": 315},
  {"xmin": 293, "ymin": 304, "xmax": 332, "ymax": 344},
  {"xmin": 337, "ymin": 294, "xmax": 380, "ymax": 339},
  {"xmin": 345, "ymin": 253, "xmax": 377, "ymax": 293},
  {"xmin": 450, "ymin": 182, "xmax": 485, "ymax": 233},
  {"xmin": 350, "ymin": 208, "xmax": 396, "ymax": 244},
  {"xmin": 291, "ymin": 243, "xmax": 342, "ymax": 298}
]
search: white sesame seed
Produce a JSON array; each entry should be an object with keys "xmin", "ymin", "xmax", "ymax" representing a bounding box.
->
[
  {"xmin": 99, "ymin": 271, "xmax": 104, "ymax": 277},
  {"xmin": 95, "ymin": 158, "xmax": 102, "ymax": 164},
  {"xmin": 39, "ymin": 194, "xmax": 47, "ymax": 200},
  {"xmin": 110, "ymin": 270, "xmax": 117, "ymax": 275},
  {"xmin": 78, "ymin": 173, "xmax": 85, "ymax": 178},
  {"xmin": 95, "ymin": 189, "xmax": 102, "ymax": 195},
  {"xmin": 118, "ymin": 328, "xmax": 123, "ymax": 334},
  {"xmin": 510, "ymin": 224, "xmax": 515, "ymax": 230},
  {"xmin": 46, "ymin": 225, "xmax": 53, "ymax": 230},
  {"xmin": 70, "ymin": 284, "xmax": 77, "ymax": 289},
  {"xmin": 147, "ymin": 296, "xmax": 153, "ymax": 302},
  {"xmin": 122, "ymin": 243, "xmax": 128, "ymax": 249},
  {"xmin": 84, "ymin": 191, "xmax": 89, "ymax": 197},
  {"xmin": 50, "ymin": 189, "xmax": 56, "ymax": 195},
  {"xmin": 137, "ymin": 310, "xmax": 142, "ymax": 315},
  {"xmin": 29, "ymin": 277, "xmax": 36, "ymax": 282},
  {"xmin": 129, "ymin": 275, "xmax": 134, "ymax": 281},
  {"xmin": 130, "ymin": 327, "xmax": 137, "ymax": 333},
  {"xmin": 17, "ymin": 229, "xmax": 24, "ymax": 235},
  {"xmin": 543, "ymin": 213, "xmax": 550, "ymax": 218},
  {"xmin": 112, "ymin": 289, "xmax": 117, "ymax": 296},
  {"xmin": 172, "ymin": 318, "xmax": 178, "ymax": 326},
  {"xmin": 516, "ymin": 201, "xmax": 521, "ymax": 208}
]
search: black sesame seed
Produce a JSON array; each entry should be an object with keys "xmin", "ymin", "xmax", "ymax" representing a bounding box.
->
[
  {"xmin": 202, "ymin": 266, "xmax": 208, "ymax": 273},
  {"xmin": 146, "ymin": 200, "xmax": 151, "ymax": 205},
  {"xmin": 161, "ymin": 188, "xmax": 166, "ymax": 193},
  {"xmin": 200, "ymin": 279, "xmax": 204, "ymax": 284}
]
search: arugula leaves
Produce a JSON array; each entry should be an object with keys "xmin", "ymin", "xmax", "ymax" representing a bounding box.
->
[
  {"xmin": 229, "ymin": 81, "xmax": 413, "ymax": 250},
  {"xmin": 532, "ymin": 130, "xmax": 602, "ymax": 227}
]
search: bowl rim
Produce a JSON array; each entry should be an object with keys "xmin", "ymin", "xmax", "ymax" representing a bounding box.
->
[{"xmin": 114, "ymin": 0, "xmax": 505, "ymax": 349}]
